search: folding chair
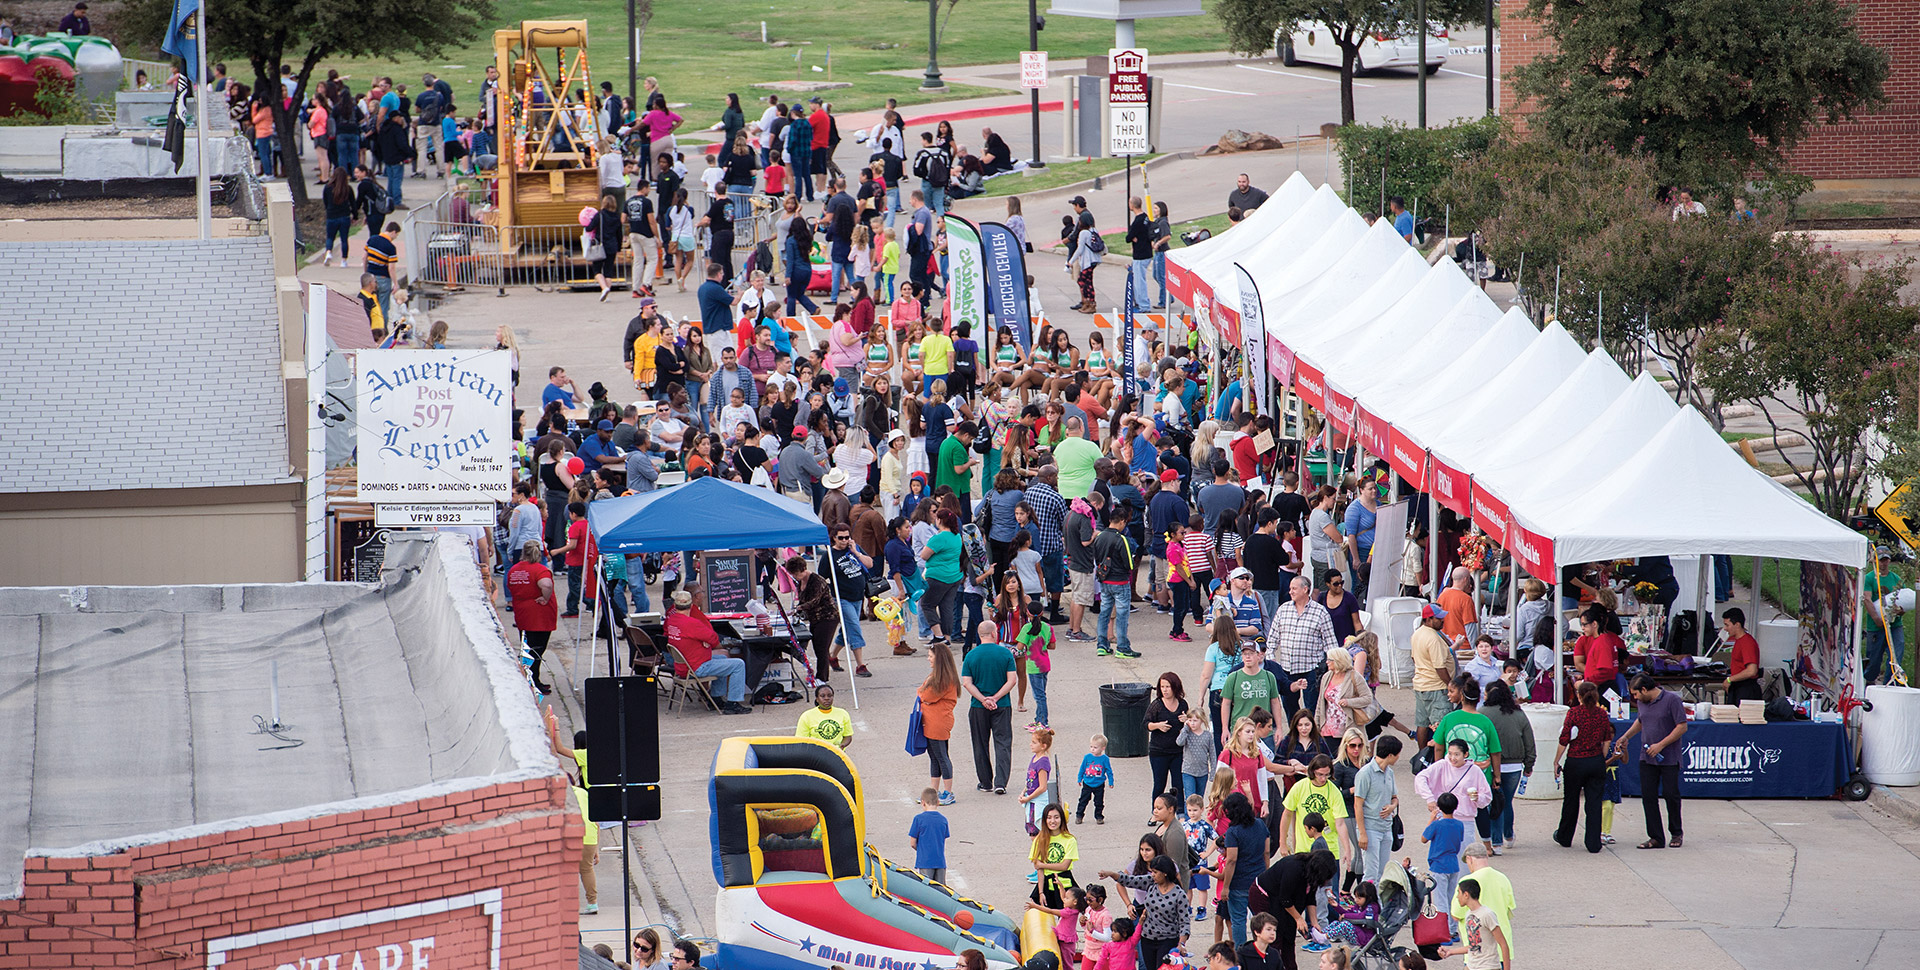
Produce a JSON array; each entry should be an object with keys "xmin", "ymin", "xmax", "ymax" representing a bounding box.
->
[
  {"xmin": 662, "ymin": 641, "xmax": 723, "ymax": 714},
  {"xmin": 625, "ymin": 623, "xmax": 664, "ymax": 676}
]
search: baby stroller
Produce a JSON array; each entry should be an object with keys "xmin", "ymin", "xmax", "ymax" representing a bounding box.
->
[{"xmin": 1348, "ymin": 861, "xmax": 1427, "ymax": 970}]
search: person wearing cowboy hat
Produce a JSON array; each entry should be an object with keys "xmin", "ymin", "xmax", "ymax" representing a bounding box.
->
[{"xmin": 820, "ymin": 468, "xmax": 854, "ymax": 537}]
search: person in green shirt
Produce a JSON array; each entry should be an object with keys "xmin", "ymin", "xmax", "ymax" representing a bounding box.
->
[
  {"xmin": 1052, "ymin": 417, "xmax": 1102, "ymax": 499},
  {"xmin": 1279, "ymin": 755, "xmax": 1351, "ymax": 858},
  {"xmin": 1864, "ymin": 546, "xmax": 1905, "ymax": 685},
  {"xmin": 1432, "ymin": 676, "xmax": 1502, "ymax": 789},
  {"xmin": 936, "ymin": 420, "xmax": 979, "ymax": 509},
  {"xmin": 797, "ymin": 684, "xmax": 854, "ymax": 748},
  {"xmin": 962, "ymin": 620, "xmax": 1018, "ymax": 792},
  {"xmin": 1220, "ymin": 642, "xmax": 1281, "ymax": 729},
  {"xmin": 920, "ymin": 516, "xmax": 966, "ymax": 643}
]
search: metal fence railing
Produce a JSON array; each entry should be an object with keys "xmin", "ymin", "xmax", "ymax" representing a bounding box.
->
[{"xmin": 403, "ymin": 183, "xmax": 788, "ymax": 293}]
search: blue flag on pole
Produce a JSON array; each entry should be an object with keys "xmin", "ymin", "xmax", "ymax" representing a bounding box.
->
[
  {"xmin": 977, "ymin": 221, "xmax": 1032, "ymax": 351},
  {"xmin": 161, "ymin": 0, "xmax": 201, "ymax": 85}
]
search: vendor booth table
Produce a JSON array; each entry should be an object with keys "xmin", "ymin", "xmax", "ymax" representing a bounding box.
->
[{"xmin": 1611, "ymin": 719, "xmax": 1851, "ymax": 799}]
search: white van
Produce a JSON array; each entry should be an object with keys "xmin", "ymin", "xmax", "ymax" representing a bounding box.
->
[{"xmin": 1274, "ymin": 23, "xmax": 1448, "ymax": 73}]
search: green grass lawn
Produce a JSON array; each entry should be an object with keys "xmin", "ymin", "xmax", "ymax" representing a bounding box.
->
[
  {"xmin": 320, "ymin": 0, "xmax": 1230, "ymax": 117},
  {"xmin": 1720, "ymin": 431, "xmax": 1771, "ymax": 443},
  {"xmin": 979, "ymin": 154, "xmax": 1150, "ymax": 199},
  {"xmin": 1098, "ymin": 209, "xmax": 1233, "ymax": 251}
]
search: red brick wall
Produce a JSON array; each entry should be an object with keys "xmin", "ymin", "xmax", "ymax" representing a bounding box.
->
[
  {"xmin": 1497, "ymin": 0, "xmax": 1920, "ymax": 181},
  {"xmin": 0, "ymin": 775, "xmax": 576, "ymax": 969}
]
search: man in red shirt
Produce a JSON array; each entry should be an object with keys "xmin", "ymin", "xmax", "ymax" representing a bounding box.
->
[
  {"xmin": 807, "ymin": 98, "xmax": 831, "ymax": 195},
  {"xmin": 1721, "ymin": 607, "xmax": 1762, "ymax": 703},
  {"xmin": 665, "ymin": 590, "xmax": 751, "ymax": 714},
  {"xmin": 506, "ymin": 542, "xmax": 559, "ymax": 694},
  {"xmin": 1573, "ymin": 606, "xmax": 1623, "ymax": 696},
  {"xmin": 1230, "ymin": 413, "xmax": 1262, "ymax": 484}
]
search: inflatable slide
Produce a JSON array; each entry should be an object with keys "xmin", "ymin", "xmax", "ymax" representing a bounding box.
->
[{"xmin": 710, "ymin": 737, "xmax": 1022, "ymax": 970}]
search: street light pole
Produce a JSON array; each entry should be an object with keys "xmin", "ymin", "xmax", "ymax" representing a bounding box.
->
[
  {"xmin": 1027, "ymin": 0, "xmax": 1045, "ymax": 167},
  {"xmin": 627, "ymin": 0, "xmax": 638, "ymax": 111},
  {"xmin": 922, "ymin": 0, "xmax": 945, "ymax": 89},
  {"xmin": 1416, "ymin": 0, "xmax": 1427, "ymax": 128},
  {"xmin": 1485, "ymin": 0, "xmax": 1495, "ymax": 115}
]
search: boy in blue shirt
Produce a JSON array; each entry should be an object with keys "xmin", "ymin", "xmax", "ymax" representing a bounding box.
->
[
  {"xmin": 1422, "ymin": 792, "xmax": 1465, "ymax": 941},
  {"xmin": 1075, "ymin": 734, "xmax": 1116, "ymax": 825},
  {"xmin": 908, "ymin": 788, "xmax": 950, "ymax": 884}
]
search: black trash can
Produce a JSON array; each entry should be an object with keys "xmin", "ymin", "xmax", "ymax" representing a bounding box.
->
[{"xmin": 1099, "ymin": 682, "xmax": 1153, "ymax": 758}]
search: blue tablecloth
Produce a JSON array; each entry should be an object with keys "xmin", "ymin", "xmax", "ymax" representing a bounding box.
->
[{"xmin": 1610, "ymin": 719, "xmax": 1851, "ymax": 799}]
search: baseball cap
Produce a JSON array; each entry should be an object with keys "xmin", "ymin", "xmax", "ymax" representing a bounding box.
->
[
  {"xmin": 834, "ymin": 378, "xmax": 850, "ymax": 394},
  {"xmin": 793, "ymin": 426, "xmax": 809, "ymax": 439},
  {"xmin": 1069, "ymin": 195, "xmax": 1087, "ymax": 207},
  {"xmin": 637, "ymin": 296, "xmax": 657, "ymax": 308},
  {"xmin": 1158, "ymin": 468, "xmax": 1180, "ymax": 483},
  {"xmin": 1422, "ymin": 603, "xmax": 1449, "ymax": 620},
  {"xmin": 1876, "ymin": 545, "xmax": 1893, "ymax": 561},
  {"xmin": 809, "ymin": 96, "xmax": 823, "ymax": 104},
  {"xmin": 671, "ymin": 590, "xmax": 692, "ymax": 608},
  {"xmin": 596, "ymin": 419, "xmax": 615, "ymax": 431},
  {"xmin": 1228, "ymin": 566, "xmax": 1252, "ymax": 581}
]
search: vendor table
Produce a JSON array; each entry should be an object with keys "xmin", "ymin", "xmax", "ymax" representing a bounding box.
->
[{"xmin": 1611, "ymin": 718, "xmax": 1850, "ymax": 799}]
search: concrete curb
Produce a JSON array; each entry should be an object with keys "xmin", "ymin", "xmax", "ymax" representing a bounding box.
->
[{"xmin": 1866, "ymin": 784, "xmax": 1920, "ymax": 826}]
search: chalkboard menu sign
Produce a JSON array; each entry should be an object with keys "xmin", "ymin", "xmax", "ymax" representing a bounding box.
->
[{"xmin": 699, "ymin": 550, "xmax": 755, "ymax": 614}]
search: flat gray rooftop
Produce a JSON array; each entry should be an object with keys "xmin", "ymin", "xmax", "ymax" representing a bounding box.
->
[{"xmin": 0, "ymin": 535, "xmax": 553, "ymax": 897}]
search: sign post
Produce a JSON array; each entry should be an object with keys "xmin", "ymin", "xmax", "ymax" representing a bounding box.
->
[{"xmin": 1107, "ymin": 48, "xmax": 1149, "ymax": 157}]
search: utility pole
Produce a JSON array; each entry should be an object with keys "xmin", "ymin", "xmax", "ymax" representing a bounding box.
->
[
  {"xmin": 922, "ymin": 0, "xmax": 945, "ymax": 89},
  {"xmin": 1416, "ymin": 0, "xmax": 1427, "ymax": 128},
  {"xmin": 1027, "ymin": 0, "xmax": 1046, "ymax": 168},
  {"xmin": 1485, "ymin": 0, "xmax": 1495, "ymax": 116}
]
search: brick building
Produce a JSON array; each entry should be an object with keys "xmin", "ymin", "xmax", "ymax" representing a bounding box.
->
[
  {"xmin": 1497, "ymin": 0, "xmax": 1920, "ymax": 182},
  {"xmin": 0, "ymin": 536, "xmax": 578, "ymax": 968}
]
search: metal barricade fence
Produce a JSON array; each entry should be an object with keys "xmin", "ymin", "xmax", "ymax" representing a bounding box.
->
[{"xmin": 405, "ymin": 185, "xmax": 779, "ymax": 292}]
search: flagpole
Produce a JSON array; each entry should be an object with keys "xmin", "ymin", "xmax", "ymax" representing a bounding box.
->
[{"xmin": 193, "ymin": 0, "xmax": 210, "ymax": 240}]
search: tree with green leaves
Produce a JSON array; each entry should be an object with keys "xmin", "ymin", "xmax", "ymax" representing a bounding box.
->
[
  {"xmin": 1511, "ymin": 0, "xmax": 1890, "ymax": 201},
  {"xmin": 122, "ymin": 0, "xmax": 495, "ymax": 206},
  {"xmin": 1701, "ymin": 238, "xmax": 1920, "ymax": 520},
  {"xmin": 1211, "ymin": 0, "xmax": 1479, "ymax": 124}
]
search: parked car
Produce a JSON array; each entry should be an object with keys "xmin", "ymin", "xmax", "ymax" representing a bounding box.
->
[{"xmin": 1274, "ymin": 23, "xmax": 1448, "ymax": 73}]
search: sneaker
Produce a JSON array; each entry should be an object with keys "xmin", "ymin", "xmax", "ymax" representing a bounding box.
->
[
  {"xmin": 1026, "ymin": 871, "xmax": 1040, "ymax": 883},
  {"xmin": 1602, "ymin": 834, "xmax": 1616, "ymax": 844},
  {"xmin": 1301, "ymin": 942, "xmax": 1329, "ymax": 953},
  {"xmin": 1096, "ymin": 646, "xmax": 1112, "ymax": 657},
  {"xmin": 1169, "ymin": 632, "xmax": 1192, "ymax": 642},
  {"xmin": 723, "ymin": 702, "xmax": 752, "ymax": 714},
  {"xmin": 855, "ymin": 665, "xmax": 873, "ymax": 678},
  {"xmin": 581, "ymin": 903, "xmax": 600, "ymax": 915},
  {"xmin": 1154, "ymin": 604, "xmax": 1173, "ymax": 614},
  {"xmin": 977, "ymin": 784, "xmax": 994, "ymax": 793},
  {"xmin": 1066, "ymin": 631, "xmax": 1094, "ymax": 642},
  {"xmin": 1075, "ymin": 814, "xmax": 1085, "ymax": 824},
  {"xmin": 994, "ymin": 787, "xmax": 1007, "ymax": 795},
  {"xmin": 938, "ymin": 791, "xmax": 957, "ymax": 806},
  {"xmin": 1193, "ymin": 906, "xmax": 1207, "ymax": 921},
  {"xmin": 1489, "ymin": 844, "xmax": 1502, "ymax": 856},
  {"xmin": 1095, "ymin": 816, "xmax": 1106, "ymax": 825},
  {"xmin": 1116, "ymin": 649, "xmax": 1142, "ymax": 659},
  {"xmin": 560, "ymin": 611, "xmax": 580, "ymax": 618}
]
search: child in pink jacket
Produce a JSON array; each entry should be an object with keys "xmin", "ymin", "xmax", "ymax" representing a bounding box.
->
[
  {"xmin": 1413, "ymin": 738, "xmax": 1494, "ymax": 829},
  {"xmin": 1088, "ymin": 916, "xmax": 1140, "ymax": 970}
]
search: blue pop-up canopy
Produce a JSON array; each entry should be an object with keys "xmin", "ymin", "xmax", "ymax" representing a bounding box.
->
[{"xmin": 587, "ymin": 475, "xmax": 829, "ymax": 554}]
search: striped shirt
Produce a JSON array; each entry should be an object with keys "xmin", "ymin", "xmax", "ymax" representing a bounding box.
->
[
  {"xmin": 364, "ymin": 232, "xmax": 398, "ymax": 278},
  {"xmin": 1181, "ymin": 532, "xmax": 1215, "ymax": 575}
]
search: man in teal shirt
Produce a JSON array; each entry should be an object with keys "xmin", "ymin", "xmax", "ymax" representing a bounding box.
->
[{"xmin": 961, "ymin": 620, "xmax": 1016, "ymax": 792}]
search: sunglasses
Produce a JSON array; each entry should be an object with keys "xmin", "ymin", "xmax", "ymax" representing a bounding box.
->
[
  {"xmin": 1346, "ymin": 741, "xmax": 1363, "ymax": 748},
  {"xmin": 634, "ymin": 944, "xmax": 654, "ymax": 954}
]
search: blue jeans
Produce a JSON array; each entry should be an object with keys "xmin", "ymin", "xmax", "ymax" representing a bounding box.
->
[
  {"xmin": 385, "ymin": 163, "xmax": 406, "ymax": 206},
  {"xmin": 324, "ymin": 216, "xmax": 351, "ymax": 258},
  {"xmin": 831, "ymin": 260, "xmax": 855, "ymax": 303},
  {"xmin": 728, "ymin": 185, "xmax": 753, "ymax": 222},
  {"xmin": 925, "ymin": 185, "xmax": 946, "ymax": 215},
  {"xmin": 696, "ymin": 656, "xmax": 748, "ymax": 703},
  {"xmin": 911, "ymin": 574, "xmax": 935, "ymax": 639},
  {"xmin": 687, "ymin": 380, "xmax": 709, "ymax": 430},
  {"xmin": 877, "ymin": 272, "xmax": 895, "ymax": 301},
  {"xmin": 1030, "ymin": 670, "xmax": 1049, "ymax": 725},
  {"xmin": 374, "ymin": 276, "xmax": 394, "ymax": 324},
  {"xmin": 1865, "ymin": 620, "xmax": 1903, "ymax": 684},
  {"xmin": 1713, "ymin": 554, "xmax": 1733, "ymax": 601},
  {"xmin": 1359, "ymin": 821, "xmax": 1394, "ymax": 885},
  {"xmin": 1130, "ymin": 259, "xmax": 1154, "ymax": 311},
  {"xmin": 1256, "ymin": 589, "xmax": 1280, "ymax": 629},
  {"xmin": 255, "ymin": 136, "xmax": 275, "ymax": 175},
  {"xmin": 1096, "ymin": 583, "xmax": 1132, "ymax": 655},
  {"xmin": 885, "ymin": 185, "xmax": 901, "ymax": 228},
  {"xmin": 1430, "ymin": 869, "xmax": 1460, "ymax": 935},
  {"xmin": 332, "ymin": 132, "xmax": 360, "ymax": 168},
  {"xmin": 1152, "ymin": 251, "xmax": 1168, "ymax": 306},
  {"xmin": 1226, "ymin": 888, "xmax": 1251, "ymax": 947},
  {"xmin": 837, "ymin": 598, "xmax": 866, "ymax": 652},
  {"xmin": 792, "ymin": 153, "xmax": 814, "ymax": 201},
  {"xmin": 960, "ymin": 590, "xmax": 985, "ymax": 649},
  {"xmin": 565, "ymin": 564, "xmax": 584, "ymax": 613},
  {"xmin": 1491, "ymin": 770, "xmax": 1523, "ymax": 845},
  {"xmin": 1183, "ymin": 772, "xmax": 1210, "ymax": 805}
]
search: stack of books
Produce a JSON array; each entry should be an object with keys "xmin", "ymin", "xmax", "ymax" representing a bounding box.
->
[
  {"xmin": 1708, "ymin": 705, "xmax": 1743, "ymax": 723},
  {"xmin": 1739, "ymin": 700, "xmax": 1768, "ymax": 725}
]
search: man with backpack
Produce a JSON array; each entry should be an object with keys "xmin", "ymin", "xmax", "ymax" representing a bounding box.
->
[
  {"xmin": 913, "ymin": 131, "xmax": 951, "ymax": 215},
  {"xmin": 413, "ymin": 73, "xmax": 454, "ymax": 179},
  {"xmin": 1092, "ymin": 506, "xmax": 1140, "ymax": 658}
]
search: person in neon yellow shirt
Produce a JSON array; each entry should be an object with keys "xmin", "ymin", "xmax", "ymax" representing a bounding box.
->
[
  {"xmin": 573, "ymin": 780, "xmax": 600, "ymax": 914},
  {"xmin": 1279, "ymin": 756, "xmax": 1351, "ymax": 859},
  {"xmin": 878, "ymin": 228, "xmax": 902, "ymax": 302},
  {"xmin": 919, "ymin": 320, "xmax": 954, "ymax": 396},
  {"xmin": 797, "ymin": 684, "xmax": 855, "ymax": 748},
  {"xmin": 1450, "ymin": 843, "xmax": 1518, "ymax": 958}
]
